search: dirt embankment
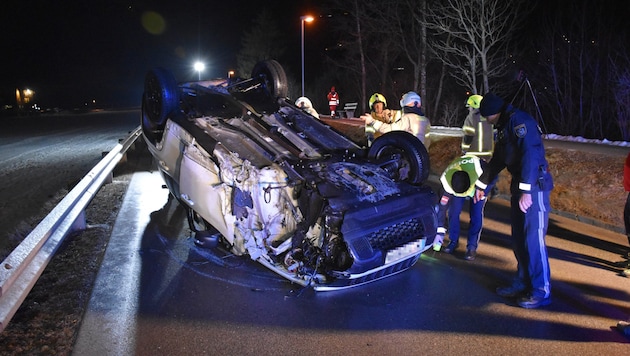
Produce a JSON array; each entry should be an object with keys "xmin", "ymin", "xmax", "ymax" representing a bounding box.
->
[{"xmin": 428, "ymin": 137, "xmax": 625, "ymax": 230}]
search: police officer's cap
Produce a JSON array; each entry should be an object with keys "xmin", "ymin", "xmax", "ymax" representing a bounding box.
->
[{"xmin": 479, "ymin": 92, "xmax": 504, "ymax": 117}]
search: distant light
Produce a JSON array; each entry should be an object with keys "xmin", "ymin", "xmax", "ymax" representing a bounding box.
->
[
  {"xmin": 194, "ymin": 61, "xmax": 205, "ymax": 80},
  {"xmin": 194, "ymin": 61, "xmax": 205, "ymax": 72}
]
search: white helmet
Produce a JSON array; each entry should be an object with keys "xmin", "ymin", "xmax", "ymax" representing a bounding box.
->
[
  {"xmin": 400, "ymin": 91, "xmax": 421, "ymax": 107},
  {"xmin": 295, "ymin": 96, "xmax": 313, "ymax": 109}
]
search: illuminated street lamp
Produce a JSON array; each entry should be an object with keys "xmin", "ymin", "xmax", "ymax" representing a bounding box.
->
[
  {"xmin": 194, "ymin": 61, "xmax": 205, "ymax": 80},
  {"xmin": 22, "ymin": 88, "xmax": 35, "ymax": 104},
  {"xmin": 300, "ymin": 15, "xmax": 314, "ymax": 97}
]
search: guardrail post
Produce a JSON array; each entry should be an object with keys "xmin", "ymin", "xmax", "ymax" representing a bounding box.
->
[{"xmin": 71, "ymin": 210, "xmax": 87, "ymax": 232}]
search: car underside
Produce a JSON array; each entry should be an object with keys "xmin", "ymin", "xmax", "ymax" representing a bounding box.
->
[{"xmin": 141, "ymin": 60, "xmax": 438, "ymax": 290}]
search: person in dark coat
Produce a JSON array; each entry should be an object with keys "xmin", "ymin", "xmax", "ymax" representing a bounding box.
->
[{"xmin": 473, "ymin": 92, "xmax": 554, "ymax": 309}]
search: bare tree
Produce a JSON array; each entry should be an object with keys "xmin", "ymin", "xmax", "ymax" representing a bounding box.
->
[
  {"xmin": 379, "ymin": 0, "xmax": 428, "ymax": 96},
  {"xmin": 321, "ymin": 0, "xmax": 407, "ymax": 111},
  {"xmin": 529, "ymin": 0, "xmax": 629, "ymax": 139},
  {"xmin": 426, "ymin": 0, "xmax": 528, "ymax": 94},
  {"xmin": 614, "ymin": 70, "xmax": 630, "ymax": 140},
  {"xmin": 323, "ymin": 0, "xmax": 529, "ymax": 122}
]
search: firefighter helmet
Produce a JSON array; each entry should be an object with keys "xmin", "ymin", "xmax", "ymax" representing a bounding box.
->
[
  {"xmin": 369, "ymin": 93, "xmax": 387, "ymax": 110},
  {"xmin": 400, "ymin": 91, "xmax": 421, "ymax": 107},
  {"xmin": 466, "ymin": 94, "xmax": 483, "ymax": 109},
  {"xmin": 295, "ymin": 96, "xmax": 314, "ymax": 109}
]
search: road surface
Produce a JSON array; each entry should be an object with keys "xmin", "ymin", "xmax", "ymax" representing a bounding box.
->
[
  {"xmin": 0, "ymin": 111, "xmax": 139, "ymax": 254},
  {"xmin": 74, "ymin": 168, "xmax": 630, "ymax": 355}
]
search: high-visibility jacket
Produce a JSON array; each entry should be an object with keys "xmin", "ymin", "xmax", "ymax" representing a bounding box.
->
[
  {"xmin": 462, "ymin": 108, "xmax": 494, "ymax": 159},
  {"xmin": 440, "ymin": 154, "xmax": 484, "ymax": 198},
  {"xmin": 327, "ymin": 91, "xmax": 339, "ymax": 107}
]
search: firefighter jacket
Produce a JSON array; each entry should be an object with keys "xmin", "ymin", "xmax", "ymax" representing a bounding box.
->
[
  {"xmin": 370, "ymin": 106, "xmax": 430, "ymax": 146},
  {"xmin": 461, "ymin": 108, "xmax": 494, "ymax": 159}
]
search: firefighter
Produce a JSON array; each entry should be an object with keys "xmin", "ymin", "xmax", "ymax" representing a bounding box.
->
[
  {"xmin": 362, "ymin": 92, "xmax": 430, "ymax": 147},
  {"xmin": 361, "ymin": 93, "xmax": 399, "ymax": 146},
  {"xmin": 462, "ymin": 94, "xmax": 494, "ymax": 159},
  {"xmin": 462, "ymin": 94, "xmax": 498, "ymax": 197},
  {"xmin": 295, "ymin": 96, "xmax": 319, "ymax": 118}
]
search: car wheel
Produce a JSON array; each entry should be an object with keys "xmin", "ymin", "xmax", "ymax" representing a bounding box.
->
[
  {"xmin": 142, "ymin": 67, "xmax": 178, "ymax": 131},
  {"xmin": 368, "ymin": 131, "xmax": 430, "ymax": 184},
  {"xmin": 251, "ymin": 60, "xmax": 288, "ymax": 99}
]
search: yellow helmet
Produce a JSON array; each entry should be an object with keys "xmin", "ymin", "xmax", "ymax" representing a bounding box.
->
[
  {"xmin": 369, "ymin": 93, "xmax": 387, "ymax": 110},
  {"xmin": 466, "ymin": 94, "xmax": 483, "ymax": 109}
]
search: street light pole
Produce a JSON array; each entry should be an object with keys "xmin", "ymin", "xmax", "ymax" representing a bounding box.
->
[{"xmin": 300, "ymin": 16, "xmax": 314, "ymax": 98}]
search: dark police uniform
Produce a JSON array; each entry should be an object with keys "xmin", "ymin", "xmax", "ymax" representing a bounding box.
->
[{"xmin": 475, "ymin": 104, "xmax": 554, "ymax": 300}]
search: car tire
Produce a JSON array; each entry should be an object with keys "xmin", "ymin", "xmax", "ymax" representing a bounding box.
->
[
  {"xmin": 368, "ymin": 131, "xmax": 430, "ymax": 184},
  {"xmin": 141, "ymin": 67, "xmax": 178, "ymax": 139},
  {"xmin": 251, "ymin": 60, "xmax": 288, "ymax": 99}
]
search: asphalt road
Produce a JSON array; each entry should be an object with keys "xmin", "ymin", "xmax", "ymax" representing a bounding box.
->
[
  {"xmin": 0, "ymin": 110, "xmax": 140, "ymax": 253},
  {"xmin": 2, "ymin": 112, "xmax": 627, "ymax": 353},
  {"xmin": 73, "ymin": 167, "xmax": 630, "ymax": 355}
]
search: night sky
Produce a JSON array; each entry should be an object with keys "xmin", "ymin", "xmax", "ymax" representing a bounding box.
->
[
  {"xmin": 1, "ymin": 0, "xmax": 316, "ymax": 109},
  {"xmin": 5, "ymin": 1, "xmax": 627, "ymax": 113}
]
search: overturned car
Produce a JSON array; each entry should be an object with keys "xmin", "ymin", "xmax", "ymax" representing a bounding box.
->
[{"xmin": 141, "ymin": 60, "xmax": 438, "ymax": 291}]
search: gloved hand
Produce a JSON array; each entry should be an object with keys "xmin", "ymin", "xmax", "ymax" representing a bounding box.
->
[
  {"xmin": 433, "ymin": 233, "xmax": 444, "ymax": 251},
  {"xmin": 361, "ymin": 114, "xmax": 374, "ymax": 125}
]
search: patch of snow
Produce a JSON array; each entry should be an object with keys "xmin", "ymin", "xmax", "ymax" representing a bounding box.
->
[{"xmin": 431, "ymin": 126, "xmax": 630, "ymax": 147}]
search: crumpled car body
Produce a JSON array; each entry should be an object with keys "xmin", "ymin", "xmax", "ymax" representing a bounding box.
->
[{"xmin": 141, "ymin": 60, "xmax": 438, "ymax": 291}]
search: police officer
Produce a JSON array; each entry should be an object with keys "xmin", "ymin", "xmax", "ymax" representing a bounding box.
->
[
  {"xmin": 436, "ymin": 154, "xmax": 491, "ymax": 261},
  {"xmin": 473, "ymin": 92, "xmax": 554, "ymax": 309}
]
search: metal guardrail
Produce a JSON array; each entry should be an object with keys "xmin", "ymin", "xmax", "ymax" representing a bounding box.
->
[{"xmin": 0, "ymin": 126, "xmax": 142, "ymax": 332}]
